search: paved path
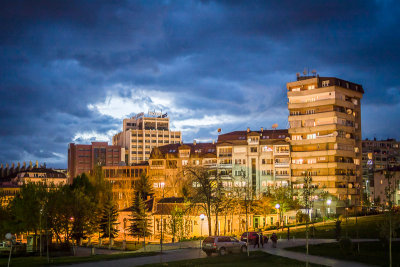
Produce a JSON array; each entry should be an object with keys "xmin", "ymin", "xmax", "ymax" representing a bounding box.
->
[
  {"xmin": 251, "ymin": 239, "xmax": 377, "ymax": 267},
  {"xmin": 63, "ymin": 239, "xmax": 383, "ymax": 267},
  {"xmin": 60, "ymin": 248, "xmax": 208, "ymax": 267}
]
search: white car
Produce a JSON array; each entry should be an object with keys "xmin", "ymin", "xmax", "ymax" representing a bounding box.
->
[{"xmin": 202, "ymin": 236, "xmax": 247, "ymax": 256}]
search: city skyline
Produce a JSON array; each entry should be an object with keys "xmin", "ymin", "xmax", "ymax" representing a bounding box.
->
[{"xmin": 1, "ymin": 1, "xmax": 400, "ymax": 168}]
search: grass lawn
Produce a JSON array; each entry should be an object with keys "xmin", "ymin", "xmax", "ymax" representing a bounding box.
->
[
  {"xmin": 275, "ymin": 214, "xmax": 394, "ymax": 239},
  {"xmin": 141, "ymin": 251, "xmax": 324, "ymax": 267},
  {"xmin": 0, "ymin": 251, "xmax": 157, "ymax": 267},
  {"xmin": 286, "ymin": 241, "xmax": 400, "ymax": 267}
]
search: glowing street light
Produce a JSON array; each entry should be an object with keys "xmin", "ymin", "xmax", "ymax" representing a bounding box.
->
[
  {"xmin": 275, "ymin": 204, "xmax": 281, "ymax": 229},
  {"xmin": 199, "ymin": 214, "xmax": 205, "ymax": 251}
]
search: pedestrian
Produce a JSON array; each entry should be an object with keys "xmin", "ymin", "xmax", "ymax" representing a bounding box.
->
[
  {"xmin": 253, "ymin": 233, "xmax": 260, "ymax": 248},
  {"xmin": 271, "ymin": 232, "xmax": 278, "ymax": 248},
  {"xmin": 260, "ymin": 232, "xmax": 264, "ymax": 248}
]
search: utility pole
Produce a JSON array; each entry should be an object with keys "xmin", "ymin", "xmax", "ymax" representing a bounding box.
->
[
  {"xmin": 345, "ymin": 174, "xmax": 349, "ymax": 238},
  {"xmin": 108, "ymin": 209, "xmax": 111, "ymax": 250},
  {"xmin": 303, "ymin": 171, "xmax": 313, "ymax": 267}
]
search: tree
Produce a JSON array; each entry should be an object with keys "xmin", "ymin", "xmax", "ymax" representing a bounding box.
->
[
  {"xmin": 184, "ymin": 165, "xmax": 223, "ymax": 236},
  {"xmin": 99, "ymin": 199, "xmax": 119, "ymax": 241},
  {"xmin": 9, "ymin": 182, "xmax": 48, "ymax": 236},
  {"xmin": 129, "ymin": 193, "xmax": 152, "ymax": 239},
  {"xmin": 134, "ymin": 172, "xmax": 154, "ymax": 201},
  {"xmin": 268, "ymin": 186, "xmax": 299, "ymax": 227},
  {"xmin": 167, "ymin": 205, "xmax": 186, "ymax": 242},
  {"xmin": 253, "ymin": 195, "xmax": 274, "ymax": 229}
]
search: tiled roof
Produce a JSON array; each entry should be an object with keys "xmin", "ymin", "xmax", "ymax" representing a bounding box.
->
[
  {"xmin": 217, "ymin": 129, "xmax": 289, "ymax": 142},
  {"xmin": 153, "ymin": 143, "xmax": 216, "ymax": 156}
]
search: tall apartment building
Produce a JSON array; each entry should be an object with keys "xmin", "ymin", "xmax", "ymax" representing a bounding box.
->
[
  {"xmin": 113, "ymin": 112, "xmax": 181, "ymax": 165},
  {"xmin": 361, "ymin": 138, "xmax": 400, "ymax": 201},
  {"xmin": 68, "ymin": 142, "xmax": 122, "ymax": 183},
  {"xmin": 287, "ymin": 75, "xmax": 364, "ymax": 213},
  {"xmin": 217, "ymin": 129, "xmax": 291, "ymax": 195}
]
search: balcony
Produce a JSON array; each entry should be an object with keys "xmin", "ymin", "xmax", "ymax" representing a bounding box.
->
[
  {"xmin": 274, "ymin": 162, "xmax": 290, "ymax": 167},
  {"xmin": 275, "ymin": 174, "xmax": 290, "ymax": 179},
  {"xmin": 203, "ymin": 163, "xmax": 217, "ymax": 168},
  {"xmin": 218, "ymin": 153, "xmax": 232, "ymax": 158},
  {"xmin": 274, "ymin": 150, "xmax": 290, "ymax": 155},
  {"xmin": 218, "ymin": 164, "xmax": 233, "ymax": 168}
]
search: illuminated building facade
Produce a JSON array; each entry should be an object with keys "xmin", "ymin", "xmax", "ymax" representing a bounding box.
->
[
  {"xmin": 287, "ymin": 75, "xmax": 363, "ymax": 213},
  {"xmin": 113, "ymin": 112, "xmax": 181, "ymax": 166}
]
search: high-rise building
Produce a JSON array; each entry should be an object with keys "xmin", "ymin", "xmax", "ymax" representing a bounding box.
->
[
  {"xmin": 287, "ymin": 75, "xmax": 364, "ymax": 213},
  {"xmin": 113, "ymin": 112, "xmax": 181, "ymax": 165},
  {"xmin": 68, "ymin": 142, "xmax": 122, "ymax": 182},
  {"xmin": 361, "ymin": 138, "xmax": 400, "ymax": 202}
]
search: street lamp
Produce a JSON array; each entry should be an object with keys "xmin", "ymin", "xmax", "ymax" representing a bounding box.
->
[
  {"xmin": 326, "ymin": 199, "xmax": 332, "ymax": 216},
  {"xmin": 160, "ymin": 182, "xmax": 165, "ymax": 262},
  {"xmin": 6, "ymin": 233, "xmax": 12, "ymax": 267},
  {"xmin": 275, "ymin": 204, "xmax": 281, "ymax": 229},
  {"xmin": 200, "ymin": 214, "xmax": 205, "ymax": 252}
]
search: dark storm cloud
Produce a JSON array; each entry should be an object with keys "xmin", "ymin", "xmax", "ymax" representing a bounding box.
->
[{"xmin": 1, "ymin": 0, "xmax": 400, "ymax": 167}]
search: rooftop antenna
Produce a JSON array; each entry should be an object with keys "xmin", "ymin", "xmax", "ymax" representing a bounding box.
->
[{"xmin": 311, "ymin": 70, "xmax": 317, "ymax": 77}]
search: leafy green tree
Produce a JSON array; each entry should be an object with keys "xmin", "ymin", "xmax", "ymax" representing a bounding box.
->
[
  {"xmin": 167, "ymin": 205, "xmax": 187, "ymax": 242},
  {"xmin": 9, "ymin": 182, "xmax": 48, "ymax": 235},
  {"xmin": 70, "ymin": 188, "xmax": 98, "ymax": 243},
  {"xmin": 129, "ymin": 193, "xmax": 152, "ymax": 238},
  {"xmin": 99, "ymin": 199, "xmax": 119, "ymax": 239},
  {"xmin": 134, "ymin": 173, "xmax": 154, "ymax": 201},
  {"xmin": 46, "ymin": 184, "xmax": 74, "ymax": 244}
]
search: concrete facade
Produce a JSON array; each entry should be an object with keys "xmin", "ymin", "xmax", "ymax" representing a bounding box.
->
[{"xmin": 286, "ymin": 76, "xmax": 364, "ymax": 214}]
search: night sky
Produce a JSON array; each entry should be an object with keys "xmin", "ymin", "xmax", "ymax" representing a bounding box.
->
[{"xmin": 1, "ymin": 1, "xmax": 400, "ymax": 168}]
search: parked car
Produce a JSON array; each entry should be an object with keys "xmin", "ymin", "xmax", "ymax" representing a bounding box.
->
[
  {"xmin": 240, "ymin": 232, "xmax": 259, "ymax": 245},
  {"xmin": 202, "ymin": 236, "xmax": 247, "ymax": 256}
]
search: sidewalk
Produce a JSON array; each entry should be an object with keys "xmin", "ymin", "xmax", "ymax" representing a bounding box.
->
[{"xmin": 252, "ymin": 239, "xmax": 378, "ymax": 267}]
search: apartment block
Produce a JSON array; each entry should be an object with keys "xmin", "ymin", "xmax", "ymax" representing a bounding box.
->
[
  {"xmin": 113, "ymin": 112, "xmax": 181, "ymax": 165},
  {"xmin": 148, "ymin": 142, "xmax": 217, "ymax": 197},
  {"xmin": 147, "ymin": 129, "xmax": 290, "ymax": 198},
  {"xmin": 287, "ymin": 75, "xmax": 364, "ymax": 213},
  {"xmin": 217, "ymin": 129, "xmax": 291, "ymax": 195},
  {"xmin": 68, "ymin": 142, "xmax": 122, "ymax": 182},
  {"xmin": 372, "ymin": 168, "xmax": 400, "ymax": 206},
  {"xmin": 103, "ymin": 165, "xmax": 149, "ymax": 209},
  {"xmin": 362, "ymin": 138, "xmax": 400, "ymax": 201}
]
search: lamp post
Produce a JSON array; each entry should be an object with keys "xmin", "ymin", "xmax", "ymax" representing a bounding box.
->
[
  {"xmin": 326, "ymin": 199, "xmax": 332, "ymax": 217},
  {"xmin": 6, "ymin": 233, "xmax": 12, "ymax": 267},
  {"xmin": 160, "ymin": 182, "xmax": 165, "ymax": 262},
  {"xmin": 200, "ymin": 213, "xmax": 206, "ymax": 254},
  {"xmin": 275, "ymin": 204, "xmax": 280, "ymax": 230}
]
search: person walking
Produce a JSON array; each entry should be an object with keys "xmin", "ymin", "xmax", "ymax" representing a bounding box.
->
[
  {"xmin": 253, "ymin": 233, "xmax": 260, "ymax": 248},
  {"xmin": 260, "ymin": 232, "xmax": 264, "ymax": 248},
  {"xmin": 271, "ymin": 232, "xmax": 278, "ymax": 248}
]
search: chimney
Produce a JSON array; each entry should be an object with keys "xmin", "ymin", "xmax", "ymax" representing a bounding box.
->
[
  {"xmin": 193, "ymin": 140, "xmax": 197, "ymax": 146},
  {"xmin": 29, "ymin": 161, "xmax": 32, "ymax": 168},
  {"xmin": 261, "ymin": 127, "xmax": 264, "ymax": 132},
  {"xmin": 212, "ymin": 140, "xmax": 215, "ymax": 144},
  {"xmin": 247, "ymin": 127, "xmax": 250, "ymax": 133},
  {"xmin": 35, "ymin": 160, "xmax": 39, "ymax": 168}
]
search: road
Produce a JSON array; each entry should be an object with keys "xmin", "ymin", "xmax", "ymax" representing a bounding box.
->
[{"xmin": 62, "ymin": 239, "xmax": 382, "ymax": 267}]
